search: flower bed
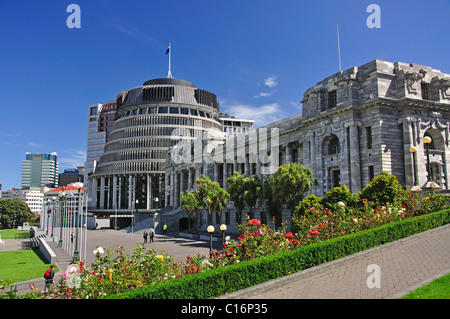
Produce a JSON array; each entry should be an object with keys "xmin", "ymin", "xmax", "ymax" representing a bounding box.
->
[{"xmin": 110, "ymin": 209, "xmax": 450, "ymax": 299}]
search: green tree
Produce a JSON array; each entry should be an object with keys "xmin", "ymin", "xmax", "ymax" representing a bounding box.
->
[
  {"xmin": 196, "ymin": 174, "xmax": 230, "ymax": 224},
  {"xmin": 243, "ymin": 175, "xmax": 261, "ymax": 219},
  {"xmin": 180, "ymin": 190, "xmax": 204, "ymax": 233},
  {"xmin": 225, "ymin": 172, "xmax": 246, "ymax": 223},
  {"xmin": 262, "ymin": 163, "xmax": 317, "ymax": 227},
  {"xmin": 0, "ymin": 199, "xmax": 34, "ymax": 229}
]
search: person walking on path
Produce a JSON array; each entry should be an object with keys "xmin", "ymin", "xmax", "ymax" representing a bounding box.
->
[
  {"xmin": 143, "ymin": 231, "xmax": 148, "ymax": 244},
  {"xmin": 163, "ymin": 224, "xmax": 167, "ymax": 235},
  {"xmin": 44, "ymin": 264, "xmax": 55, "ymax": 292},
  {"xmin": 149, "ymin": 229, "xmax": 154, "ymax": 243}
]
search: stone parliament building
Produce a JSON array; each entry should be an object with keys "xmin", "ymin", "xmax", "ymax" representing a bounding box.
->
[
  {"xmin": 163, "ymin": 59, "xmax": 450, "ymax": 233},
  {"xmin": 88, "ymin": 59, "xmax": 450, "ymax": 233}
]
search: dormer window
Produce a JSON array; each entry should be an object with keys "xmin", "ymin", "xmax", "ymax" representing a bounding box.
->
[{"xmin": 421, "ymin": 82, "xmax": 430, "ymax": 100}]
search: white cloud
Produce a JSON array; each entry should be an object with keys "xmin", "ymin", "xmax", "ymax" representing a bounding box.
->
[
  {"xmin": 222, "ymin": 101, "xmax": 286, "ymax": 128},
  {"xmin": 264, "ymin": 76, "xmax": 278, "ymax": 88},
  {"xmin": 253, "ymin": 91, "xmax": 274, "ymax": 98},
  {"xmin": 58, "ymin": 149, "xmax": 87, "ymax": 169}
]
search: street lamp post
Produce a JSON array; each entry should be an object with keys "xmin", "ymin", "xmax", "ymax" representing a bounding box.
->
[
  {"xmin": 73, "ymin": 182, "xmax": 83, "ymax": 262},
  {"xmin": 220, "ymin": 224, "xmax": 227, "ymax": 246},
  {"xmin": 133, "ymin": 199, "xmax": 138, "ymax": 234},
  {"xmin": 46, "ymin": 199, "xmax": 51, "ymax": 235},
  {"xmin": 423, "ymin": 136, "xmax": 432, "ymax": 182},
  {"xmin": 409, "ymin": 146, "xmax": 419, "ymax": 186},
  {"xmin": 207, "ymin": 225, "xmax": 214, "ymax": 258},
  {"xmin": 58, "ymin": 190, "xmax": 66, "ymax": 247}
]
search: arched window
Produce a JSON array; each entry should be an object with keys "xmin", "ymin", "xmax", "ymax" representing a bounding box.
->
[{"xmin": 328, "ymin": 135, "xmax": 341, "ymax": 155}]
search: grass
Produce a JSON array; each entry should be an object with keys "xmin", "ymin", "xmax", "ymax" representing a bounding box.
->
[
  {"xmin": 0, "ymin": 250, "xmax": 57, "ymax": 283},
  {"xmin": 0, "ymin": 229, "xmax": 21, "ymax": 239},
  {"xmin": 402, "ymin": 272, "xmax": 450, "ymax": 299}
]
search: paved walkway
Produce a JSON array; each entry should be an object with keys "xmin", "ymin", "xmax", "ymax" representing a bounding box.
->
[{"xmin": 220, "ymin": 224, "xmax": 450, "ymax": 299}]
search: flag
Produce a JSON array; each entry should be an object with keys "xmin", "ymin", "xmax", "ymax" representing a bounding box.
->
[{"xmin": 165, "ymin": 44, "xmax": 170, "ymax": 55}]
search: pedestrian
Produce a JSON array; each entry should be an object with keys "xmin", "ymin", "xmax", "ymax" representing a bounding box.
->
[
  {"xmin": 143, "ymin": 230, "xmax": 148, "ymax": 244},
  {"xmin": 44, "ymin": 264, "xmax": 55, "ymax": 292},
  {"xmin": 71, "ymin": 232, "xmax": 74, "ymax": 244},
  {"xmin": 149, "ymin": 228, "xmax": 154, "ymax": 243},
  {"xmin": 163, "ymin": 224, "xmax": 167, "ymax": 235}
]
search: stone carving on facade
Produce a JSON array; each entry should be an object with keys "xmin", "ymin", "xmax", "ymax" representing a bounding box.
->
[
  {"xmin": 417, "ymin": 112, "xmax": 449, "ymax": 146},
  {"xmin": 405, "ymin": 70, "xmax": 426, "ymax": 95},
  {"xmin": 439, "ymin": 78, "xmax": 450, "ymax": 100}
]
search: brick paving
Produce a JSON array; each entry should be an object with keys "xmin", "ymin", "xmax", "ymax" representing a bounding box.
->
[{"xmin": 221, "ymin": 224, "xmax": 450, "ymax": 299}]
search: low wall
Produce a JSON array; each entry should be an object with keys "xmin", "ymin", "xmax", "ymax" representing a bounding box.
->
[{"xmin": 37, "ymin": 237, "xmax": 57, "ymax": 264}]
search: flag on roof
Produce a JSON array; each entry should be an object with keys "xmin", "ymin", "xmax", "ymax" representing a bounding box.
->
[{"xmin": 165, "ymin": 44, "xmax": 170, "ymax": 55}]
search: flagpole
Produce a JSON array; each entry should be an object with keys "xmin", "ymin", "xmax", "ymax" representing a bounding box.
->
[
  {"xmin": 167, "ymin": 42, "xmax": 173, "ymax": 78},
  {"xmin": 337, "ymin": 24, "xmax": 342, "ymax": 72}
]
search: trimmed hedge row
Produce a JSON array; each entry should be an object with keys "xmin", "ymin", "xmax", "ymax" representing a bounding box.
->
[{"xmin": 108, "ymin": 209, "xmax": 450, "ymax": 299}]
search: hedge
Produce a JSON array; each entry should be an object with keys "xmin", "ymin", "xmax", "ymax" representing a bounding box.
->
[{"xmin": 107, "ymin": 209, "xmax": 450, "ymax": 299}]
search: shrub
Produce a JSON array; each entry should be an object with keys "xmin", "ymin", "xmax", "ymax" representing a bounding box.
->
[
  {"xmin": 321, "ymin": 184, "xmax": 359, "ymax": 211},
  {"xmin": 359, "ymin": 172, "xmax": 407, "ymax": 207},
  {"xmin": 294, "ymin": 194, "xmax": 323, "ymax": 217}
]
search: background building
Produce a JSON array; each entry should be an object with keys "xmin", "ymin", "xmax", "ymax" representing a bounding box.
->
[
  {"xmin": 84, "ymin": 101, "xmax": 117, "ymax": 182},
  {"xmin": 58, "ymin": 168, "xmax": 84, "ymax": 187},
  {"xmin": 21, "ymin": 152, "xmax": 59, "ymax": 188}
]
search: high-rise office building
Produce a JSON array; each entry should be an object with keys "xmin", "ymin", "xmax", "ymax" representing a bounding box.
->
[
  {"xmin": 84, "ymin": 100, "xmax": 117, "ymax": 181},
  {"xmin": 21, "ymin": 152, "xmax": 59, "ymax": 188}
]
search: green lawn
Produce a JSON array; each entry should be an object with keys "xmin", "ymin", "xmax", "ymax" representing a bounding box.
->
[
  {"xmin": 0, "ymin": 229, "xmax": 20, "ymax": 239},
  {"xmin": 402, "ymin": 272, "xmax": 450, "ymax": 299},
  {"xmin": 0, "ymin": 250, "xmax": 57, "ymax": 283}
]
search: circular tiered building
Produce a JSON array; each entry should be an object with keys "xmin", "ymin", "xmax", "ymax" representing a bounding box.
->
[{"xmin": 88, "ymin": 78, "xmax": 223, "ymax": 227}]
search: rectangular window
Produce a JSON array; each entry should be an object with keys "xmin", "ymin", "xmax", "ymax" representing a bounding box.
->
[
  {"xmin": 158, "ymin": 107, "xmax": 168, "ymax": 114},
  {"xmin": 421, "ymin": 82, "xmax": 430, "ymax": 100},
  {"xmin": 366, "ymin": 127, "xmax": 373, "ymax": 149},
  {"xmin": 368, "ymin": 166, "xmax": 374, "ymax": 181},
  {"xmin": 169, "ymin": 107, "xmax": 179, "ymax": 114},
  {"xmin": 328, "ymin": 90, "xmax": 337, "ymax": 108},
  {"xmin": 180, "ymin": 108, "xmax": 189, "ymax": 115}
]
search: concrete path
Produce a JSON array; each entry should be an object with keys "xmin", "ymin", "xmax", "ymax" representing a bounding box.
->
[{"xmin": 220, "ymin": 224, "xmax": 450, "ymax": 299}]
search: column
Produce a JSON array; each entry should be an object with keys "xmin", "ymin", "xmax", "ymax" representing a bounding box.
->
[
  {"xmin": 147, "ymin": 173, "xmax": 152, "ymax": 210},
  {"xmin": 285, "ymin": 143, "xmax": 292, "ymax": 164},
  {"xmin": 174, "ymin": 172, "xmax": 179, "ymax": 208},
  {"xmin": 169, "ymin": 173, "xmax": 175, "ymax": 207},
  {"xmin": 180, "ymin": 169, "xmax": 185, "ymax": 194},
  {"xmin": 128, "ymin": 175, "xmax": 133, "ymax": 210},
  {"xmin": 346, "ymin": 122, "xmax": 362, "ymax": 193},
  {"xmin": 188, "ymin": 168, "xmax": 193, "ymax": 191},
  {"xmin": 100, "ymin": 176, "xmax": 105, "ymax": 209},
  {"xmin": 112, "ymin": 175, "xmax": 117, "ymax": 210},
  {"xmin": 399, "ymin": 118, "xmax": 415, "ymax": 187}
]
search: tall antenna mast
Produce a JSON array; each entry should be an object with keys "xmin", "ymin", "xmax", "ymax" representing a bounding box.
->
[
  {"xmin": 337, "ymin": 24, "xmax": 342, "ymax": 72},
  {"xmin": 166, "ymin": 42, "xmax": 173, "ymax": 78}
]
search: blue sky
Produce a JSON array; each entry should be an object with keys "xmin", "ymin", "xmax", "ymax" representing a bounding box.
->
[{"xmin": 0, "ymin": 0, "xmax": 449, "ymax": 191}]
